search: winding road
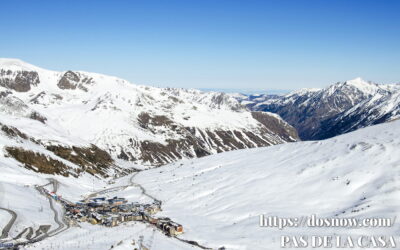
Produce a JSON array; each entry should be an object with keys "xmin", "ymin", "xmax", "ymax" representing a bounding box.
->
[
  {"xmin": 9, "ymin": 179, "xmax": 70, "ymax": 248},
  {"xmin": 1, "ymin": 173, "xmax": 216, "ymax": 249},
  {"xmin": 0, "ymin": 207, "xmax": 17, "ymax": 240},
  {"xmin": 36, "ymin": 179, "xmax": 70, "ymax": 237},
  {"xmin": 0, "ymin": 179, "xmax": 69, "ymax": 248},
  {"xmin": 129, "ymin": 172, "xmax": 162, "ymax": 205}
]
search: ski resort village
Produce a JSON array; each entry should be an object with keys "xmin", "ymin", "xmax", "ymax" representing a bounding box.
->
[
  {"xmin": 44, "ymin": 188, "xmax": 183, "ymax": 236},
  {"xmin": 66, "ymin": 197, "xmax": 160, "ymax": 228},
  {"xmin": 29, "ymin": 175, "xmax": 189, "ymax": 250}
]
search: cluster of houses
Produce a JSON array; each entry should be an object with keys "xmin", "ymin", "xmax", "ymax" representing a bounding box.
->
[
  {"xmin": 63, "ymin": 196, "xmax": 183, "ymax": 236},
  {"xmin": 39, "ymin": 184, "xmax": 184, "ymax": 237}
]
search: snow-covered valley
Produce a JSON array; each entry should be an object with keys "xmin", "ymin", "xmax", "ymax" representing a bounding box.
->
[
  {"xmin": 133, "ymin": 119, "xmax": 400, "ymax": 249},
  {"xmin": 1, "ymin": 118, "xmax": 400, "ymax": 249}
]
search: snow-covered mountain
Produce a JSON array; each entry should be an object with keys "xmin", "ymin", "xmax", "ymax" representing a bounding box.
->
[
  {"xmin": 238, "ymin": 77, "xmax": 400, "ymax": 140},
  {"xmin": 0, "ymin": 58, "xmax": 298, "ymax": 171}
]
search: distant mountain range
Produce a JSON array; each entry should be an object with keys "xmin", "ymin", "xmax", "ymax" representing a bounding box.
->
[
  {"xmin": 235, "ymin": 77, "xmax": 400, "ymax": 140},
  {"xmin": 199, "ymin": 88, "xmax": 291, "ymax": 95}
]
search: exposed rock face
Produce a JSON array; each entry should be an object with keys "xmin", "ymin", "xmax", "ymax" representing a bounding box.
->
[
  {"xmin": 57, "ymin": 71, "xmax": 92, "ymax": 91},
  {"xmin": 1, "ymin": 123, "xmax": 29, "ymax": 140},
  {"xmin": 58, "ymin": 71, "xmax": 80, "ymax": 90},
  {"xmin": 1, "ymin": 121, "xmax": 131, "ymax": 178},
  {"xmin": 0, "ymin": 90, "xmax": 12, "ymax": 98},
  {"xmin": 2, "ymin": 135, "xmax": 130, "ymax": 178},
  {"xmin": 45, "ymin": 145, "xmax": 115, "ymax": 177},
  {"xmin": 0, "ymin": 70, "xmax": 40, "ymax": 92},
  {"xmin": 30, "ymin": 111, "xmax": 47, "ymax": 123},
  {"xmin": 251, "ymin": 111, "xmax": 299, "ymax": 141},
  {"xmin": 5, "ymin": 147, "xmax": 73, "ymax": 177},
  {"xmin": 239, "ymin": 79, "xmax": 400, "ymax": 140},
  {"xmin": 130, "ymin": 111, "xmax": 298, "ymax": 166}
]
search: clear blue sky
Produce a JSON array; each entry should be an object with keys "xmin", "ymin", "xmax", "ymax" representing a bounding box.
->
[{"xmin": 1, "ymin": 0, "xmax": 399, "ymax": 90}]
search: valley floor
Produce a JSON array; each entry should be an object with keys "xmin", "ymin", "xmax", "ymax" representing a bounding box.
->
[{"xmin": 1, "ymin": 120, "xmax": 400, "ymax": 249}]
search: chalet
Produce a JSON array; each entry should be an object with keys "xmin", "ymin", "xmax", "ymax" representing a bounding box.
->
[
  {"xmin": 132, "ymin": 213, "xmax": 143, "ymax": 221},
  {"xmin": 144, "ymin": 203, "xmax": 161, "ymax": 214},
  {"xmin": 170, "ymin": 221, "xmax": 184, "ymax": 235},
  {"xmin": 117, "ymin": 204, "xmax": 131, "ymax": 212},
  {"xmin": 121, "ymin": 212, "xmax": 143, "ymax": 222},
  {"xmin": 88, "ymin": 202, "xmax": 103, "ymax": 208},
  {"xmin": 156, "ymin": 219, "xmax": 183, "ymax": 236},
  {"xmin": 108, "ymin": 197, "xmax": 127, "ymax": 206},
  {"xmin": 92, "ymin": 197, "xmax": 106, "ymax": 202},
  {"xmin": 142, "ymin": 213, "xmax": 158, "ymax": 224},
  {"xmin": 111, "ymin": 214, "xmax": 120, "ymax": 227},
  {"xmin": 104, "ymin": 218, "xmax": 113, "ymax": 227},
  {"xmin": 79, "ymin": 215, "xmax": 87, "ymax": 222},
  {"xmin": 98, "ymin": 207, "xmax": 112, "ymax": 214}
]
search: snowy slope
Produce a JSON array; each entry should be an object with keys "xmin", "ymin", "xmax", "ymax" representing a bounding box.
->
[
  {"xmin": 1, "ymin": 115, "xmax": 399, "ymax": 249},
  {"xmin": 0, "ymin": 58, "xmax": 298, "ymax": 167},
  {"xmin": 132, "ymin": 120, "xmax": 400, "ymax": 249},
  {"xmin": 237, "ymin": 78, "xmax": 400, "ymax": 140}
]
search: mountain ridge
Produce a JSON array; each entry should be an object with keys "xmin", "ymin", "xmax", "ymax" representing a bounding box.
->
[
  {"xmin": 0, "ymin": 58, "xmax": 299, "ymax": 171},
  {"xmin": 236, "ymin": 77, "xmax": 400, "ymax": 140}
]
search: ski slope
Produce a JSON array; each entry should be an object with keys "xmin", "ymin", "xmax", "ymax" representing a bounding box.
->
[
  {"xmin": 133, "ymin": 119, "xmax": 400, "ymax": 249},
  {"xmin": 1, "ymin": 106, "xmax": 399, "ymax": 249}
]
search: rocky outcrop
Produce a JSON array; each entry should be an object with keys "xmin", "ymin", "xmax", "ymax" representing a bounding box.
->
[
  {"xmin": 57, "ymin": 71, "xmax": 92, "ymax": 91},
  {"xmin": 57, "ymin": 71, "xmax": 80, "ymax": 89},
  {"xmin": 0, "ymin": 70, "xmax": 40, "ymax": 92},
  {"xmin": 5, "ymin": 147, "xmax": 74, "ymax": 177},
  {"xmin": 3, "ymin": 141, "xmax": 130, "ymax": 178},
  {"xmin": 1, "ymin": 124, "xmax": 29, "ymax": 140},
  {"xmin": 251, "ymin": 111, "xmax": 299, "ymax": 141},
  {"xmin": 29, "ymin": 111, "xmax": 47, "ymax": 123},
  {"xmin": 118, "ymin": 111, "xmax": 299, "ymax": 166},
  {"xmin": 1, "ymin": 122, "xmax": 130, "ymax": 177},
  {"xmin": 45, "ymin": 145, "xmax": 116, "ymax": 177}
]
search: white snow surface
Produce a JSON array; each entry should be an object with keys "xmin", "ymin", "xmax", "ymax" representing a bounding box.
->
[{"xmin": 133, "ymin": 120, "xmax": 400, "ymax": 249}]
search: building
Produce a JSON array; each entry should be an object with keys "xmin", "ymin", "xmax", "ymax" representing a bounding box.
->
[
  {"xmin": 108, "ymin": 197, "xmax": 127, "ymax": 206},
  {"xmin": 156, "ymin": 218, "xmax": 184, "ymax": 236}
]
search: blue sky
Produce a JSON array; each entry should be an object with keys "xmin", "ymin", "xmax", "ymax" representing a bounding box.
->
[{"xmin": 1, "ymin": 0, "xmax": 399, "ymax": 90}]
